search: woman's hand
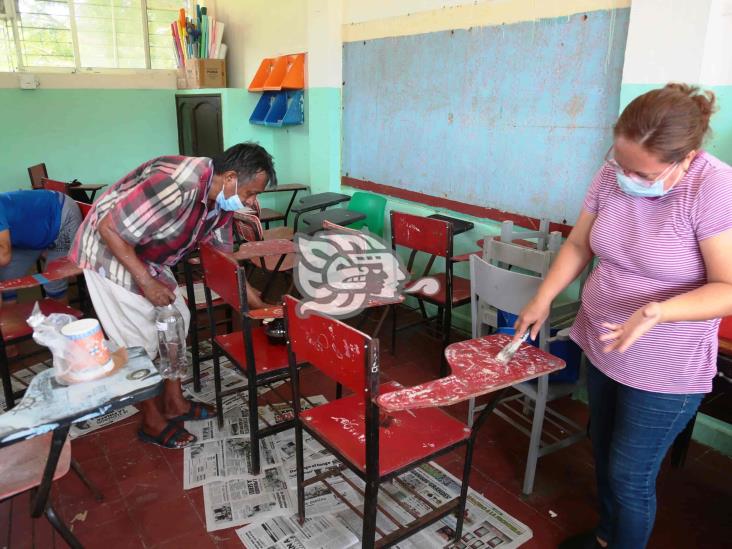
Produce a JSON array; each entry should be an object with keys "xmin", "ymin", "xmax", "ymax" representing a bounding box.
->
[
  {"xmin": 514, "ymin": 295, "xmax": 552, "ymax": 342},
  {"xmin": 599, "ymin": 302, "xmax": 663, "ymax": 353},
  {"xmin": 140, "ymin": 278, "xmax": 176, "ymax": 307}
]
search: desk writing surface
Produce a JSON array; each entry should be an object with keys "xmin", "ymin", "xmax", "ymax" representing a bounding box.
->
[{"xmin": 0, "ymin": 347, "xmax": 161, "ymax": 445}]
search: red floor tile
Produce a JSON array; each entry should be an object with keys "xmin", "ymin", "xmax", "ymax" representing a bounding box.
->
[
  {"xmin": 127, "ymin": 491, "xmax": 204, "ymax": 547},
  {"xmin": 73, "ymin": 512, "xmax": 144, "ymax": 549},
  {"xmin": 4, "ymin": 316, "xmax": 732, "ymax": 548}
]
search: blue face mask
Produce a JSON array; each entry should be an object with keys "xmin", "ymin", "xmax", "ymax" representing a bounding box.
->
[
  {"xmin": 615, "ymin": 170, "xmax": 670, "ymax": 198},
  {"xmin": 215, "ymin": 179, "xmax": 244, "ymax": 211}
]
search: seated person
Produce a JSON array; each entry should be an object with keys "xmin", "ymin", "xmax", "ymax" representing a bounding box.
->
[
  {"xmin": 0, "ymin": 189, "xmax": 83, "ymax": 304},
  {"xmin": 69, "ymin": 143, "xmax": 277, "ymax": 449}
]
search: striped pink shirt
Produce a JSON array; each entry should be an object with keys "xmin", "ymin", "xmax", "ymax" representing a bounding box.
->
[{"xmin": 570, "ymin": 151, "xmax": 732, "ymax": 394}]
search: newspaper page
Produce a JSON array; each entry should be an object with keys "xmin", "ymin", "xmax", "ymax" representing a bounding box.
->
[
  {"xmin": 236, "ymin": 515, "xmax": 359, "ymax": 549},
  {"xmin": 70, "ymin": 406, "xmax": 138, "ymax": 439},
  {"xmin": 184, "ymin": 437, "xmax": 280, "ymax": 489},
  {"xmin": 185, "ymin": 404, "xmax": 252, "ymax": 443},
  {"xmin": 248, "ymin": 462, "xmax": 531, "ymax": 549},
  {"xmin": 204, "ymin": 472, "xmax": 292, "ymax": 531},
  {"xmin": 258, "ymin": 395, "xmax": 328, "ymax": 427}
]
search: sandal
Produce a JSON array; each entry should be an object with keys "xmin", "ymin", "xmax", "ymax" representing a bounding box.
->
[
  {"xmin": 168, "ymin": 401, "xmax": 217, "ymax": 423},
  {"xmin": 138, "ymin": 421, "xmax": 198, "ymax": 449}
]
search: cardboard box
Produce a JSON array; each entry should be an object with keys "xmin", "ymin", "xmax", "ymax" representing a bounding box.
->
[{"xmin": 182, "ymin": 59, "xmax": 227, "ymax": 89}]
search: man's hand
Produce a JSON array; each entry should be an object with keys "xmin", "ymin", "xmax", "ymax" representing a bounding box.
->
[
  {"xmin": 599, "ymin": 302, "xmax": 663, "ymax": 353},
  {"xmin": 140, "ymin": 278, "xmax": 176, "ymax": 307}
]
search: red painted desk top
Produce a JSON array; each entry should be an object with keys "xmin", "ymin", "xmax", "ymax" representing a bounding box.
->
[
  {"xmin": 377, "ymin": 334, "xmax": 565, "ymax": 412},
  {"xmin": 0, "ymin": 257, "xmax": 81, "ymax": 292}
]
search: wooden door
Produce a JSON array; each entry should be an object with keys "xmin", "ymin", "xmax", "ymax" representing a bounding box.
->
[{"xmin": 176, "ymin": 94, "xmax": 224, "ymax": 157}]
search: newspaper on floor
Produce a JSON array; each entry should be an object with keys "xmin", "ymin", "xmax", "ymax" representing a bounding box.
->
[
  {"xmin": 236, "ymin": 514, "xmax": 359, "ymax": 549},
  {"xmin": 0, "ymin": 362, "xmax": 50, "ymax": 410},
  {"xmin": 203, "ymin": 466, "xmax": 292, "ymax": 531},
  {"xmin": 70, "ymin": 406, "xmax": 138, "ymax": 439},
  {"xmin": 182, "ymin": 359, "xmax": 286, "ymax": 408},
  {"xmin": 240, "ymin": 462, "xmax": 532, "ymax": 548},
  {"xmin": 184, "ymin": 437, "xmax": 281, "ymax": 489},
  {"xmin": 258, "ymin": 395, "xmax": 328, "ymax": 428}
]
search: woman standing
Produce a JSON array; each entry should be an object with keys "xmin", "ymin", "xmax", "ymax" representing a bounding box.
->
[{"xmin": 515, "ymin": 84, "xmax": 732, "ymax": 549}]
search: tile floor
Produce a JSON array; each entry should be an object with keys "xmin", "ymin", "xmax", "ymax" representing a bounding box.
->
[{"xmin": 2, "ymin": 326, "xmax": 731, "ymax": 549}]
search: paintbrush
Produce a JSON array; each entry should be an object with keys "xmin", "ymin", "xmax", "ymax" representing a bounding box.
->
[{"xmin": 495, "ymin": 331, "xmax": 529, "ymax": 366}]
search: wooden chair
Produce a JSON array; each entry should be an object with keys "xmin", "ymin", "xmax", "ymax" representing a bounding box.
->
[
  {"xmin": 233, "ymin": 210, "xmax": 294, "ymax": 302},
  {"xmin": 40, "ymin": 178, "xmax": 68, "ymax": 194},
  {"xmin": 389, "ymin": 212, "xmax": 471, "ymax": 377},
  {"xmin": 1, "ymin": 433, "xmax": 79, "ymax": 547},
  {"xmin": 179, "ymin": 251, "xmax": 231, "ymax": 394},
  {"xmin": 198, "ymin": 242, "xmax": 298, "ymax": 475},
  {"xmin": 258, "ymin": 183, "xmax": 309, "ymax": 228},
  {"xmin": 0, "ymin": 260, "xmax": 83, "ymax": 410},
  {"xmin": 285, "ymin": 294, "xmax": 486, "ymax": 548},
  {"xmin": 27, "ymin": 163, "xmax": 48, "ymax": 189}
]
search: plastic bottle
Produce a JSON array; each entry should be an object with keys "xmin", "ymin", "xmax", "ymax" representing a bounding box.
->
[{"xmin": 155, "ymin": 304, "xmax": 188, "ymax": 378}]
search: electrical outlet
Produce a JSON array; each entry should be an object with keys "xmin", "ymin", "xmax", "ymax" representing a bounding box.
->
[{"xmin": 19, "ymin": 73, "xmax": 40, "ymax": 90}]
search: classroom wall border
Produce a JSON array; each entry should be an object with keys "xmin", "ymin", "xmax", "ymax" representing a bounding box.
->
[
  {"xmin": 342, "ymin": 176, "xmax": 573, "ymax": 237},
  {"xmin": 342, "ymin": 0, "xmax": 631, "ymax": 42}
]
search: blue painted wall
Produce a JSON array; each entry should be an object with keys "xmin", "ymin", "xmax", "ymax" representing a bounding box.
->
[{"xmin": 342, "ymin": 9, "xmax": 630, "ymax": 224}]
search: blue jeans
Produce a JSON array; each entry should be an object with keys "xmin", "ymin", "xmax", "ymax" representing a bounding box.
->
[{"xmin": 587, "ymin": 365, "xmax": 703, "ymax": 548}]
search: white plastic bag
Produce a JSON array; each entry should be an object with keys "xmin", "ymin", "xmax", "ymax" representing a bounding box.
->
[{"xmin": 26, "ymin": 303, "xmax": 118, "ymax": 384}]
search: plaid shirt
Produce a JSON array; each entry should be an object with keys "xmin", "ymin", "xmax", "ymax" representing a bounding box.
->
[{"xmin": 69, "ymin": 156, "xmax": 233, "ymax": 294}]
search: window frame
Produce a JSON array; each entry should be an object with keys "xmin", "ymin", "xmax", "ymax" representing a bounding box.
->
[{"xmin": 3, "ymin": 0, "xmax": 178, "ymax": 72}]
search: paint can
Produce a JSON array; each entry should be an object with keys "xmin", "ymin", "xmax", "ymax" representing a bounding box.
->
[{"xmin": 61, "ymin": 318, "xmax": 114, "ymax": 382}]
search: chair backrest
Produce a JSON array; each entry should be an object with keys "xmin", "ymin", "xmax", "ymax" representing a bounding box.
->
[
  {"xmin": 484, "ymin": 238, "xmax": 556, "ymax": 277},
  {"xmin": 28, "ymin": 163, "xmax": 48, "ymax": 189},
  {"xmin": 234, "ymin": 212, "xmax": 264, "ymax": 243},
  {"xmin": 76, "ymin": 201, "xmax": 92, "ymax": 220},
  {"xmin": 40, "ymin": 178, "xmax": 68, "ymax": 194},
  {"xmin": 347, "ymin": 192, "xmax": 387, "ymax": 236},
  {"xmin": 469, "ymin": 254, "xmax": 550, "ymax": 349},
  {"xmin": 499, "ymin": 219, "xmax": 562, "ymax": 252},
  {"xmin": 284, "ymin": 294, "xmax": 375, "ymax": 396},
  {"xmin": 390, "ymin": 211, "xmax": 452, "ymax": 259},
  {"xmin": 198, "ymin": 242, "xmax": 244, "ymax": 311}
]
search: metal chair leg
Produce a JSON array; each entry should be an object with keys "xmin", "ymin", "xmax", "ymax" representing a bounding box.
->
[
  {"xmin": 70, "ymin": 458, "xmax": 104, "ymax": 502},
  {"xmin": 390, "ymin": 305, "xmax": 397, "ymax": 356},
  {"xmin": 0, "ymin": 342, "xmax": 15, "ymax": 410},
  {"xmin": 361, "ymin": 480, "xmax": 380, "ymax": 549},
  {"xmin": 45, "ymin": 503, "xmax": 83, "ymax": 549},
  {"xmin": 213, "ymin": 352, "xmax": 224, "ymax": 429},
  {"xmin": 248, "ymin": 377, "xmax": 261, "ymax": 476},
  {"xmin": 522, "ymin": 375, "xmax": 549, "ymax": 495},
  {"xmin": 455, "ymin": 438, "xmax": 475, "ymax": 542}
]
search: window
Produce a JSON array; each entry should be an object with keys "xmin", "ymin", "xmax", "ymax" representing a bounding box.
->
[{"xmin": 1, "ymin": 0, "xmax": 182, "ymax": 71}]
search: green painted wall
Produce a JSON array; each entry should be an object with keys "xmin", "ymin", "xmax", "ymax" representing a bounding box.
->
[
  {"xmin": 620, "ymin": 84, "xmax": 732, "ymax": 165},
  {"xmin": 0, "ymin": 88, "xmax": 179, "ymax": 193}
]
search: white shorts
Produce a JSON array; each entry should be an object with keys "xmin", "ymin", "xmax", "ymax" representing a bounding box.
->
[{"xmin": 83, "ymin": 269, "xmax": 190, "ymax": 369}]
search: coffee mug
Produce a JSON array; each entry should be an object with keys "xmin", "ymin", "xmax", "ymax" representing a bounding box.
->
[{"xmin": 61, "ymin": 318, "xmax": 113, "ymax": 380}]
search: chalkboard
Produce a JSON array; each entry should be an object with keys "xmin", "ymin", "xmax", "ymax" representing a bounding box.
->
[{"xmin": 342, "ymin": 8, "xmax": 630, "ymax": 224}]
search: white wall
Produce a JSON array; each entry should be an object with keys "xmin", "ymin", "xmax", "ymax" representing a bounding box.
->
[
  {"xmin": 211, "ymin": 0, "xmax": 307, "ymax": 89},
  {"xmin": 622, "ymin": 0, "xmax": 732, "ymax": 85}
]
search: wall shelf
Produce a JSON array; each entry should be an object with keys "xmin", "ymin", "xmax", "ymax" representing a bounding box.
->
[
  {"xmin": 248, "ymin": 53, "xmax": 305, "ymax": 91},
  {"xmin": 249, "ymin": 90, "xmax": 304, "ymax": 127},
  {"xmin": 249, "ymin": 53, "xmax": 305, "ymax": 127}
]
